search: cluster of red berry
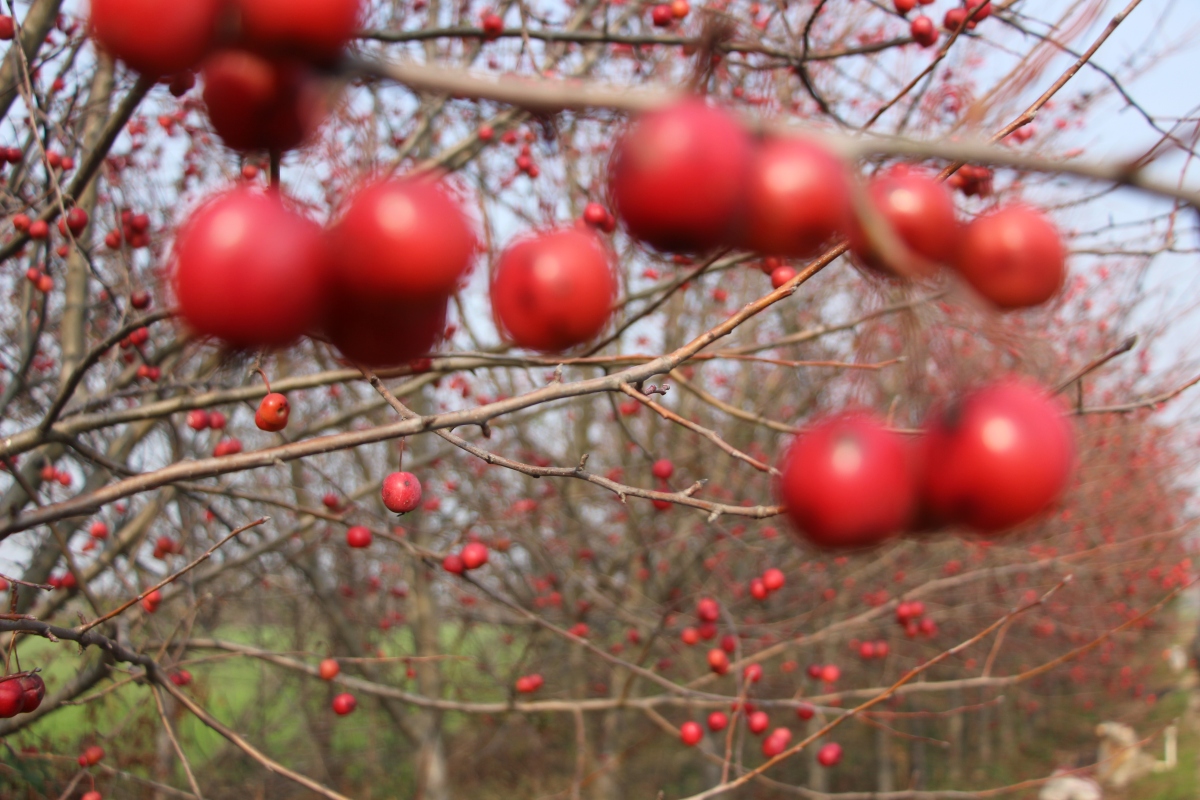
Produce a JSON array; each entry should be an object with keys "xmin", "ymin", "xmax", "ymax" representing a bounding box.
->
[
  {"xmin": 0, "ymin": 673, "xmax": 45, "ymax": 718},
  {"xmin": 777, "ymin": 379, "xmax": 1075, "ymax": 548}
]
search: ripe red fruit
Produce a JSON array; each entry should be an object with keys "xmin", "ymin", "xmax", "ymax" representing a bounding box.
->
[
  {"xmin": 346, "ymin": 525, "xmax": 372, "ymax": 548},
  {"xmin": 319, "ymin": 658, "xmax": 340, "ymax": 680},
  {"xmin": 820, "ymin": 664, "xmax": 841, "ymax": 683},
  {"xmin": 707, "ymin": 648, "xmax": 730, "ymax": 675},
  {"xmin": 919, "ymin": 379, "xmax": 1074, "ymax": 532},
  {"xmin": 90, "ymin": 0, "xmax": 223, "ymax": 76},
  {"xmin": 744, "ymin": 663, "xmax": 763, "ymax": 683},
  {"xmin": 763, "ymin": 727, "xmax": 792, "ymax": 757},
  {"xmin": 82, "ymin": 745, "xmax": 105, "ymax": 766},
  {"xmin": 255, "ymin": 392, "xmax": 290, "ymax": 432},
  {"xmin": 327, "ymin": 177, "xmax": 475, "ymax": 306},
  {"xmin": 130, "ymin": 290, "xmax": 151, "ymax": 309},
  {"xmin": 82, "ymin": 793, "xmax": 102, "ymax": 800},
  {"xmin": 0, "ymin": 16, "xmax": 12, "ymax": 40},
  {"xmin": 796, "ymin": 703, "xmax": 815, "ymax": 720},
  {"xmin": 894, "ymin": 0, "xmax": 916, "ymax": 12},
  {"xmin": 817, "ymin": 742, "xmax": 843, "ymax": 767},
  {"xmin": 965, "ymin": 0, "xmax": 992, "ymax": 21},
  {"xmin": 769, "ymin": 265, "xmax": 797, "ymax": 288},
  {"xmin": 707, "ymin": 711, "xmax": 728, "ymax": 732},
  {"xmin": 142, "ymin": 589, "xmax": 162, "ymax": 613},
  {"xmin": 65, "ymin": 207, "xmax": 89, "ymax": 235},
  {"xmin": 953, "ymin": 205, "xmax": 1066, "ymax": 309},
  {"xmin": 944, "ymin": 7, "xmax": 968, "ymax": 31},
  {"xmin": 680, "ymin": 720, "xmax": 704, "ymax": 746},
  {"xmin": 911, "ymin": 15, "xmax": 938, "ymax": 46},
  {"xmin": 582, "ymin": 202, "xmax": 609, "ymax": 227},
  {"xmin": 0, "ymin": 679, "xmax": 24, "ymax": 717},
  {"xmin": 481, "ymin": 12, "xmax": 504, "ymax": 39},
  {"xmin": 89, "ymin": 521, "xmax": 109, "ymax": 540},
  {"xmin": 332, "ymin": 692, "xmax": 357, "ymax": 715},
  {"xmin": 442, "ymin": 553, "xmax": 466, "ymax": 574},
  {"xmin": 325, "ymin": 298, "xmax": 446, "ymax": 368},
  {"xmin": 233, "ymin": 0, "xmax": 363, "ymax": 63},
  {"xmin": 741, "ymin": 137, "xmax": 852, "ymax": 259},
  {"xmin": 749, "ymin": 578, "xmax": 768, "ymax": 601},
  {"xmin": 28, "ymin": 219, "xmax": 49, "ymax": 239},
  {"xmin": 461, "ymin": 541, "xmax": 489, "ymax": 570},
  {"xmin": 382, "ymin": 471, "xmax": 423, "ymax": 513},
  {"xmin": 651, "ymin": 459, "xmax": 674, "ymax": 480},
  {"xmin": 12, "ymin": 213, "xmax": 30, "ymax": 232},
  {"xmin": 762, "ymin": 568, "xmax": 785, "ymax": 592},
  {"xmin": 209, "ymin": 411, "xmax": 227, "ymax": 430},
  {"xmin": 173, "ymin": 188, "xmax": 329, "ymax": 349},
  {"xmin": 213, "ymin": 439, "xmax": 243, "ymax": 457},
  {"xmin": 849, "ymin": 168, "xmax": 960, "ymax": 277},
  {"xmin": 515, "ymin": 673, "xmax": 544, "ymax": 693},
  {"xmin": 859, "ymin": 641, "xmax": 877, "ymax": 659},
  {"xmin": 491, "ymin": 228, "xmax": 617, "ymax": 352},
  {"xmin": 777, "ymin": 411, "xmax": 916, "ymax": 548},
  {"xmin": 202, "ymin": 50, "xmax": 326, "ymax": 153},
  {"xmin": 748, "ymin": 710, "xmax": 770, "ymax": 735},
  {"xmin": 169, "ymin": 669, "xmax": 193, "ymax": 686},
  {"xmin": 681, "ymin": 627, "xmax": 700, "ymax": 645},
  {"xmin": 651, "ymin": 4, "xmax": 673, "ymax": 25},
  {"xmin": 185, "ymin": 410, "xmax": 210, "ymax": 431},
  {"xmin": 696, "ymin": 597, "xmax": 720, "ymax": 622},
  {"xmin": 609, "ymin": 100, "xmax": 753, "ymax": 252}
]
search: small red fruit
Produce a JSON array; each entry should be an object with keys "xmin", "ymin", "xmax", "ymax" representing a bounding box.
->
[
  {"xmin": 0, "ymin": 679, "xmax": 24, "ymax": 717},
  {"xmin": 233, "ymin": 0, "xmax": 363, "ymax": 63},
  {"xmin": 481, "ymin": 12, "xmax": 504, "ymax": 39},
  {"xmin": 817, "ymin": 742, "xmax": 843, "ymax": 767},
  {"xmin": 382, "ymin": 471, "xmax": 423, "ymax": 513},
  {"xmin": 255, "ymin": 392, "xmax": 290, "ymax": 432},
  {"xmin": 186, "ymin": 410, "xmax": 210, "ymax": 431},
  {"xmin": 777, "ymin": 411, "xmax": 916, "ymax": 548},
  {"xmin": 202, "ymin": 50, "xmax": 327, "ymax": 153},
  {"xmin": 610, "ymin": 100, "xmax": 753, "ymax": 253},
  {"xmin": 762, "ymin": 727, "xmax": 792, "ymax": 757},
  {"xmin": 770, "ymin": 266, "xmax": 796, "ymax": 288},
  {"xmin": 680, "ymin": 720, "xmax": 704, "ymax": 746},
  {"xmin": 762, "ymin": 568, "xmax": 785, "ymax": 592},
  {"xmin": 319, "ymin": 658, "xmax": 340, "ymax": 680},
  {"xmin": 707, "ymin": 711, "xmax": 728, "ymax": 732},
  {"xmin": 82, "ymin": 793, "xmax": 102, "ymax": 800},
  {"xmin": 911, "ymin": 15, "xmax": 938, "ymax": 46},
  {"xmin": 919, "ymin": 379, "xmax": 1074, "ymax": 532},
  {"xmin": 90, "ymin": 0, "xmax": 223, "ymax": 76},
  {"xmin": 651, "ymin": 459, "xmax": 674, "ymax": 480},
  {"xmin": 16, "ymin": 674, "xmax": 44, "ymax": 713},
  {"xmin": 953, "ymin": 205, "xmax": 1066, "ymax": 309},
  {"xmin": 707, "ymin": 648, "xmax": 729, "ymax": 675},
  {"xmin": 748, "ymin": 710, "xmax": 770, "ymax": 734},
  {"xmin": 346, "ymin": 526, "xmax": 372, "ymax": 548},
  {"xmin": 461, "ymin": 541, "xmax": 489, "ymax": 570},
  {"xmin": 582, "ymin": 202, "xmax": 609, "ymax": 227},
  {"xmin": 28, "ymin": 219, "xmax": 49, "ymax": 239},
  {"xmin": 749, "ymin": 578, "xmax": 768, "ymax": 601},
  {"xmin": 741, "ymin": 137, "xmax": 852, "ymax": 259},
  {"xmin": 142, "ymin": 589, "xmax": 162, "ymax": 613},
  {"xmin": 82, "ymin": 744, "xmax": 105, "ymax": 766},
  {"xmin": 696, "ymin": 597, "xmax": 720, "ymax": 622},
  {"xmin": 681, "ymin": 627, "xmax": 699, "ymax": 645},
  {"xmin": 130, "ymin": 290, "xmax": 151, "ymax": 309},
  {"xmin": 169, "ymin": 670, "xmax": 193, "ymax": 686},
  {"xmin": 820, "ymin": 664, "xmax": 840, "ymax": 683},
  {"xmin": 90, "ymin": 521, "xmax": 109, "ymax": 540},
  {"xmin": 849, "ymin": 168, "xmax": 960, "ymax": 277},
  {"xmin": 332, "ymin": 692, "xmax": 357, "ymax": 715},
  {"xmin": 796, "ymin": 703, "xmax": 815, "ymax": 720},
  {"xmin": 894, "ymin": 0, "xmax": 916, "ymax": 12},
  {"xmin": 651, "ymin": 4, "xmax": 673, "ymax": 25},
  {"xmin": 491, "ymin": 228, "xmax": 617, "ymax": 352},
  {"xmin": 442, "ymin": 554, "xmax": 466, "ymax": 574}
]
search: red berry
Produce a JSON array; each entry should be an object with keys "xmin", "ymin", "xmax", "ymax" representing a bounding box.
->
[
  {"xmin": 173, "ymin": 188, "xmax": 329, "ymax": 348},
  {"xmin": 651, "ymin": 459, "xmax": 674, "ymax": 480},
  {"xmin": 817, "ymin": 742, "xmax": 843, "ymax": 767},
  {"xmin": 319, "ymin": 658, "xmax": 340, "ymax": 680},
  {"xmin": 770, "ymin": 266, "xmax": 796, "ymax": 288},
  {"xmin": 491, "ymin": 228, "xmax": 617, "ymax": 352},
  {"xmin": 796, "ymin": 703, "xmax": 815, "ymax": 720},
  {"xmin": 741, "ymin": 137, "xmax": 852, "ymax": 259},
  {"xmin": 234, "ymin": 0, "xmax": 363, "ymax": 63},
  {"xmin": 0, "ymin": 679, "xmax": 24, "ymax": 717},
  {"xmin": 707, "ymin": 711, "xmax": 728, "ymax": 732},
  {"xmin": 820, "ymin": 664, "xmax": 840, "ymax": 683},
  {"xmin": 481, "ymin": 12, "xmax": 504, "ymax": 39},
  {"xmin": 894, "ymin": 0, "xmax": 916, "ymax": 12},
  {"xmin": 582, "ymin": 202, "xmax": 609, "ymax": 227},
  {"xmin": 82, "ymin": 745, "xmax": 105, "ymax": 766},
  {"xmin": 82, "ymin": 792, "xmax": 101, "ymax": 800},
  {"xmin": 744, "ymin": 663, "xmax": 763, "ymax": 683},
  {"xmin": 707, "ymin": 648, "xmax": 729, "ymax": 675},
  {"xmin": 748, "ymin": 710, "xmax": 770, "ymax": 735},
  {"xmin": 169, "ymin": 669, "xmax": 193, "ymax": 686},
  {"xmin": 762, "ymin": 727, "xmax": 792, "ymax": 757},
  {"xmin": 777, "ymin": 411, "xmax": 916, "ymax": 548},
  {"xmin": 651, "ymin": 4, "xmax": 673, "ymax": 26},
  {"xmin": 442, "ymin": 553, "xmax": 466, "ymax": 574},
  {"xmin": 130, "ymin": 290, "xmax": 151, "ymax": 309},
  {"xmin": 28, "ymin": 219, "xmax": 49, "ymax": 239},
  {"xmin": 142, "ymin": 589, "xmax": 162, "ymax": 613},
  {"xmin": 910, "ymin": 15, "xmax": 938, "ymax": 46},
  {"xmin": 255, "ymin": 392, "xmax": 290, "ymax": 432},
  {"xmin": 90, "ymin": 0, "xmax": 223, "ymax": 75},
  {"xmin": 859, "ymin": 641, "xmax": 877, "ymax": 659},
  {"xmin": 697, "ymin": 597, "xmax": 720, "ymax": 622},
  {"xmin": 0, "ymin": 16, "xmax": 12, "ymax": 40},
  {"xmin": 12, "ymin": 213, "xmax": 30, "ymax": 232},
  {"xmin": 382, "ymin": 471, "xmax": 423, "ymax": 513},
  {"xmin": 610, "ymin": 100, "xmax": 753, "ymax": 253},
  {"xmin": 332, "ymin": 692, "xmax": 357, "ymax": 715},
  {"xmin": 202, "ymin": 50, "xmax": 326, "ymax": 153},
  {"xmin": 953, "ymin": 205, "xmax": 1066, "ymax": 309},
  {"xmin": 681, "ymin": 627, "xmax": 699, "ymax": 645},
  {"xmin": 762, "ymin": 568, "xmax": 785, "ymax": 592},
  {"xmin": 919, "ymin": 379, "xmax": 1074, "ymax": 532},
  {"xmin": 944, "ymin": 7, "xmax": 968, "ymax": 31},
  {"xmin": 212, "ymin": 438, "xmax": 243, "ymax": 457},
  {"xmin": 849, "ymin": 168, "xmax": 960, "ymax": 277},
  {"xmin": 680, "ymin": 720, "xmax": 704, "ymax": 746},
  {"xmin": 66, "ymin": 207, "xmax": 89, "ymax": 235},
  {"xmin": 209, "ymin": 411, "xmax": 227, "ymax": 430},
  {"xmin": 346, "ymin": 526, "xmax": 372, "ymax": 548},
  {"xmin": 461, "ymin": 541, "xmax": 489, "ymax": 570},
  {"xmin": 186, "ymin": 409, "xmax": 210, "ymax": 431}
]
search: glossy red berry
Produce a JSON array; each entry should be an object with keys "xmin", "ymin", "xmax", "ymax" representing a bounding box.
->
[
  {"xmin": 0, "ymin": 679, "xmax": 24, "ymax": 717},
  {"xmin": 817, "ymin": 742, "xmax": 843, "ymax": 767},
  {"xmin": 741, "ymin": 137, "xmax": 852, "ymax": 259},
  {"xmin": 820, "ymin": 664, "xmax": 840, "ymax": 683},
  {"xmin": 28, "ymin": 219, "xmax": 49, "ymax": 239},
  {"xmin": 953, "ymin": 205, "xmax": 1066, "ymax": 309},
  {"xmin": 382, "ymin": 471, "xmax": 423, "ymax": 513},
  {"xmin": 707, "ymin": 648, "xmax": 729, "ymax": 675},
  {"xmin": 346, "ymin": 526, "xmax": 372, "ymax": 548},
  {"xmin": 651, "ymin": 459, "xmax": 674, "ymax": 480},
  {"xmin": 130, "ymin": 290, "xmax": 151, "ymax": 309},
  {"xmin": 609, "ymin": 99, "xmax": 753, "ymax": 252},
  {"xmin": 234, "ymin": 0, "xmax": 363, "ymax": 63},
  {"xmin": 796, "ymin": 703, "xmax": 815, "ymax": 720},
  {"xmin": 332, "ymin": 692, "xmax": 357, "ymax": 715},
  {"xmin": 582, "ymin": 202, "xmax": 609, "ymax": 227},
  {"xmin": 911, "ymin": 15, "xmax": 938, "ymax": 46},
  {"xmin": 849, "ymin": 168, "xmax": 960, "ymax": 277},
  {"xmin": 319, "ymin": 658, "xmax": 340, "ymax": 680},
  {"xmin": 461, "ymin": 541, "xmax": 489, "ymax": 570},
  {"xmin": 328, "ymin": 177, "xmax": 475, "ymax": 306},
  {"xmin": 747, "ymin": 710, "xmax": 770, "ymax": 735},
  {"xmin": 66, "ymin": 207, "xmax": 89, "ymax": 235},
  {"xmin": 762, "ymin": 568, "xmax": 785, "ymax": 592},
  {"xmin": 173, "ymin": 188, "xmax": 329, "ymax": 349},
  {"xmin": 481, "ymin": 12, "xmax": 504, "ymax": 39},
  {"xmin": 749, "ymin": 578, "xmax": 768, "ymax": 601},
  {"xmin": 944, "ymin": 7, "xmax": 968, "ymax": 31},
  {"xmin": 894, "ymin": 0, "xmax": 916, "ymax": 12},
  {"xmin": 919, "ymin": 379, "xmax": 1074, "ymax": 532},
  {"xmin": 202, "ymin": 50, "xmax": 326, "ymax": 153},
  {"xmin": 769, "ymin": 266, "xmax": 796, "ymax": 288},
  {"xmin": 141, "ymin": 589, "xmax": 162, "ymax": 613},
  {"xmin": 90, "ymin": 0, "xmax": 223, "ymax": 76},
  {"xmin": 707, "ymin": 711, "xmax": 728, "ymax": 732},
  {"xmin": 491, "ymin": 228, "xmax": 616, "ymax": 352},
  {"xmin": 777, "ymin": 412, "xmax": 916, "ymax": 548},
  {"xmin": 82, "ymin": 792, "xmax": 102, "ymax": 800},
  {"xmin": 255, "ymin": 392, "xmax": 290, "ymax": 432},
  {"xmin": 89, "ymin": 521, "xmax": 109, "ymax": 540},
  {"xmin": 442, "ymin": 553, "xmax": 466, "ymax": 574},
  {"xmin": 82, "ymin": 745, "xmax": 105, "ymax": 766},
  {"xmin": 696, "ymin": 597, "xmax": 720, "ymax": 622},
  {"xmin": 680, "ymin": 720, "xmax": 704, "ymax": 746},
  {"xmin": 651, "ymin": 4, "xmax": 673, "ymax": 25},
  {"xmin": 763, "ymin": 727, "xmax": 792, "ymax": 757},
  {"xmin": 0, "ymin": 16, "xmax": 12, "ymax": 40}
]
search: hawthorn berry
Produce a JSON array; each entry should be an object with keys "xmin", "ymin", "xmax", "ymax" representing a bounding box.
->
[
  {"xmin": 332, "ymin": 692, "xmax": 357, "ymax": 715},
  {"xmin": 817, "ymin": 742, "xmax": 843, "ymax": 767},
  {"xmin": 0, "ymin": 679, "xmax": 24, "ymax": 717},
  {"xmin": 255, "ymin": 392, "xmax": 290, "ymax": 432},
  {"xmin": 346, "ymin": 526, "xmax": 372, "ymax": 548},
  {"xmin": 382, "ymin": 471, "xmax": 422, "ymax": 514},
  {"xmin": 651, "ymin": 459, "xmax": 674, "ymax": 480},
  {"xmin": 443, "ymin": 553, "xmax": 466, "ymax": 574},
  {"xmin": 319, "ymin": 658, "xmax": 340, "ymax": 680},
  {"xmin": 953, "ymin": 205, "xmax": 1066, "ymax": 309},
  {"xmin": 707, "ymin": 711, "xmax": 728, "ymax": 732},
  {"xmin": 911, "ymin": 15, "xmax": 938, "ymax": 46},
  {"xmin": 233, "ymin": 0, "xmax": 364, "ymax": 63},
  {"xmin": 707, "ymin": 648, "xmax": 729, "ymax": 675},
  {"xmin": 609, "ymin": 99, "xmax": 753, "ymax": 252},
  {"xmin": 748, "ymin": 710, "xmax": 770, "ymax": 734},
  {"xmin": 777, "ymin": 411, "xmax": 916, "ymax": 548},
  {"xmin": 202, "ymin": 50, "xmax": 327, "ymax": 153},
  {"xmin": 142, "ymin": 589, "xmax": 162, "ymax": 613},
  {"xmin": 461, "ymin": 541, "xmax": 489, "ymax": 570},
  {"xmin": 90, "ymin": 0, "xmax": 223, "ymax": 76},
  {"xmin": 848, "ymin": 167, "xmax": 960, "ymax": 277},
  {"xmin": 762, "ymin": 568, "xmax": 785, "ymax": 592},
  {"xmin": 680, "ymin": 720, "xmax": 704, "ymax": 746},
  {"xmin": 763, "ymin": 727, "xmax": 792, "ymax": 757}
]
